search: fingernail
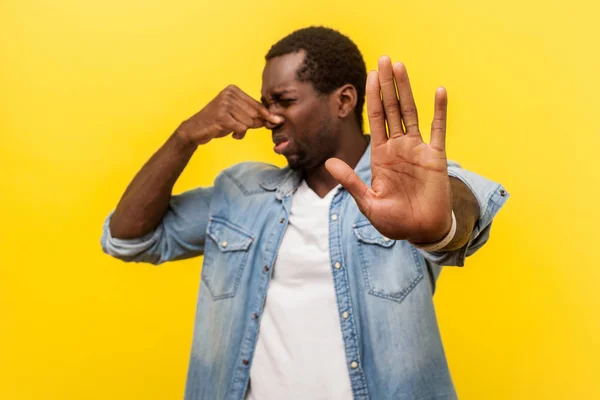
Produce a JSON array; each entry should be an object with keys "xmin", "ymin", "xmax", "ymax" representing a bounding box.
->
[{"xmin": 273, "ymin": 115, "xmax": 283, "ymax": 123}]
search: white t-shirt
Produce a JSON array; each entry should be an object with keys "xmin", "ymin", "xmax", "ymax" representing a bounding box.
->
[{"xmin": 245, "ymin": 180, "xmax": 352, "ymax": 400}]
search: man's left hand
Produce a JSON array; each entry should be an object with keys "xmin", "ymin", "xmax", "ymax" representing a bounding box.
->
[{"xmin": 325, "ymin": 56, "xmax": 453, "ymax": 244}]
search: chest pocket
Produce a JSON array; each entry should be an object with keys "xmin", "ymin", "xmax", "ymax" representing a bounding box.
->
[
  {"xmin": 201, "ymin": 217, "xmax": 254, "ymax": 300},
  {"xmin": 353, "ymin": 219, "xmax": 423, "ymax": 304}
]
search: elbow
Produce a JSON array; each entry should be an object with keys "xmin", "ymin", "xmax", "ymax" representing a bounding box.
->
[
  {"xmin": 100, "ymin": 221, "xmax": 164, "ymax": 265},
  {"xmin": 109, "ymin": 216, "xmax": 157, "ymax": 240}
]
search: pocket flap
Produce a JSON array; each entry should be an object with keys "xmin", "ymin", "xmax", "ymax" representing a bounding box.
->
[
  {"xmin": 208, "ymin": 217, "xmax": 254, "ymax": 252},
  {"xmin": 353, "ymin": 220, "xmax": 395, "ymax": 248}
]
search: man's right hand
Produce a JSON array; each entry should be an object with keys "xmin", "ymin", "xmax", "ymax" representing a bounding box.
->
[
  {"xmin": 109, "ymin": 85, "xmax": 281, "ymax": 239},
  {"xmin": 175, "ymin": 85, "xmax": 283, "ymax": 146}
]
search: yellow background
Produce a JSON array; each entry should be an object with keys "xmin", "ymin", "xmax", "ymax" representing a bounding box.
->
[{"xmin": 1, "ymin": 0, "xmax": 598, "ymax": 398}]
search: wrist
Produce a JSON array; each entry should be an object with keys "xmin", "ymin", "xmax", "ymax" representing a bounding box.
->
[
  {"xmin": 410, "ymin": 211, "xmax": 456, "ymax": 252},
  {"xmin": 172, "ymin": 128, "xmax": 199, "ymax": 153},
  {"xmin": 407, "ymin": 210, "xmax": 453, "ymax": 244}
]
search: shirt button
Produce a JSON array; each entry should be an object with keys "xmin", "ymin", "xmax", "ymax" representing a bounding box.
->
[
  {"xmin": 500, "ymin": 189, "xmax": 507, "ymax": 197},
  {"xmin": 342, "ymin": 311, "xmax": 349, "ymax": 319},
  {"xmin": 279, "ymin": 217, "xmax": 285, "ymax": 223},
  {"xmin": 334, "ymin": 262, "xmax": 341, "ymax": 270},
  {"xmin": 383, "ymin": 237, "xmax": 390, "ymax": 242},
  {"xmin": 331, "ymin": 214, "xmax": 338, "ymax": 221},
  {"xmin": 253, "ymin": 313, "xmax": 259, "ymax": 319},
  {"xmin": 264, "ymin": 265, "xmax": 269, "ymax": 272},
  {"xmin": 221, "ymin": 241, "xmax": 228, "ymax": 248},
  {"xmin": 242, "ymin": 360, "xmax": 249, "ymax": 365},
  {"xmin": 350, "ymin": 361, "xmax": 358, "ymax": 369}
]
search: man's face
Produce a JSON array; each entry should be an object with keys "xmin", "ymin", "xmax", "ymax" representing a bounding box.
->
[{"xmin": 261, "ymin": 51, "xmax": 338, "ymax": 171}]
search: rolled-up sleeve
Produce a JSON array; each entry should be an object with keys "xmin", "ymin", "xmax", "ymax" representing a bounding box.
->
[
  {"xmin": 418, "ymin": 161, "xmax": 509, "ymax": 266},
  {"xmin": 100, "ymin": 186, "xmax": 214, "ymax": 265}
]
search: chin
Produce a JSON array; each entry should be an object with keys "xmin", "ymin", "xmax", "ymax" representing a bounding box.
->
[
  {"xmin": 287, "ymin": 159, "xmax": 303, "ymax": 170},
  {"xmin": 287, "ymin": 153, "xmax": 324, "ymax": 172},
  {"xmin": 286, "ymin": 154, "xmax": 305, "ymax": 170}
]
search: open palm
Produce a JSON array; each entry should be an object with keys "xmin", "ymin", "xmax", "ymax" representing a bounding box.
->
[{"xmin": 325, "ymin": 56, "xmax": 453, "ymax": 244}]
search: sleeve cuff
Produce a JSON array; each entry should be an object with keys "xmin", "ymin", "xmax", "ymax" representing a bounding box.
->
[
  {"xmin": 418, "ymin": 162, "xmax": 510, "ymax": 266},
  {"xmin": 100, "ymin": 212, "xmax": 163, "ymax": 262}
]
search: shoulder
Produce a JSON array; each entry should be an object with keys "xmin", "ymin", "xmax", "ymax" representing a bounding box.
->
[{"xmin": 215, "ymin": 161, "xmax": 286, "ymax": 196}]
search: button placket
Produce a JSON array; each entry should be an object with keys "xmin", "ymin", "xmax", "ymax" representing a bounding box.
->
[
  {"xmin": 233, "ymin": 197, "xmax": 294, "ymax": 398},
  {"xmin": 327, "ymin": 191, "xmax": 369, "ymax": 397}
]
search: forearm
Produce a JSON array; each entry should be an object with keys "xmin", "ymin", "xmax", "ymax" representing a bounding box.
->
[
  {"xmin": 442, "ymin": 177, "xmax": 480, "ymax": 251},
  {"xmin": 109, "ymin": 131, "xmax": 198, "ymax": 239}
]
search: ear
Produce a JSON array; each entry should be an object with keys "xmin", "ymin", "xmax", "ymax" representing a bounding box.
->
[{"xmin": 334, "ymin": 84, "xmax": 358, "ymax": 119}]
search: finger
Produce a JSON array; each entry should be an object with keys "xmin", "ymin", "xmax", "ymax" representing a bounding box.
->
[
  {"xmin": 392, "ymin": 62, "xmax": 420, "ymax": 137},
  {"xmin": 232, "ymin": 131, "xmax": 247, "ymax": 140},
  {"xmin": 378, "ymin": 56, "xmax": 404, "ymax": 137},
  {"xmin": 227, "ymin": 114, "xmax": 249, "ymax": 140},
  {"xmin": 234, "ymin": 88, "xmax": 283, "ymax": 125},
  {"xmin": 230, "ymin": 94, "xmax": 266, "ymax": 129},
  {"xmin": 430, "ymin": 87, "xmax": 448, "ymax": 151},
  {"xmin": 325, "ymin": 158, "xmax": 371, "ymax": 215},
  {"xmin": 232, "ymin": 91, "xmax": 277, "ymax": 128},
  {"xmin": 229, "ymin": 100, "xmax": 264, "ymax": 131},
  {"xmin": 366, "ymin": 71, "xmax": 387, "ymax": 146}
]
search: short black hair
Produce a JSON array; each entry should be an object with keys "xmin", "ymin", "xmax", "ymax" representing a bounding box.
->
[{"xmin": 266, "ymin": 26, "xmax": 367, "ymax": 131}]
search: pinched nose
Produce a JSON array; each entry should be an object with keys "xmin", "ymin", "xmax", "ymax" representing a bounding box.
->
[{"xmin": 264, "ymin": 115, "xmax": 284, "ymax": 131}]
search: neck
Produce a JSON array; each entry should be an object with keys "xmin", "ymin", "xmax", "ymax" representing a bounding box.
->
[{"xmin": 304, "ymin": 127, "xmax": 368, "ymax": 198}]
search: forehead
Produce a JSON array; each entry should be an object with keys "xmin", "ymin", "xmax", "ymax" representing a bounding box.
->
[{"xmin": 261, "ymin": 51, "xmax": 310, "ymax": 97}]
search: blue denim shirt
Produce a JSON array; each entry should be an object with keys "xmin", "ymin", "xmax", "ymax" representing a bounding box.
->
[{"xmin": 101, "ymin": 138, "xmax": 508, "ymax": 400}]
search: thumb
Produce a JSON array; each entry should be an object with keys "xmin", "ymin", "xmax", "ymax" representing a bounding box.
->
[{"xmin": 325, "ymin": 158, "xmax": 371, "ymax": 212}]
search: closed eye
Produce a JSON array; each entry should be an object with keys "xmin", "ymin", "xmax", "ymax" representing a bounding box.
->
[
  {"xmin": 277, "ymin": 98, "xmax": 295, "ymax": 107},
  {"xmin": 261, "ymin": 97, "xmax": 296, "ymax": 109}
]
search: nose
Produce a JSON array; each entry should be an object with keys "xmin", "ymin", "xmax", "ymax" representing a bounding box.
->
[{"xmin": 265, "ymin": 115, "xmax": 284, "ymax": 131}]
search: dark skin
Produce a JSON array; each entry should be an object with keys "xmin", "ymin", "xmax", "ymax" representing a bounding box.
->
[
  {"xmin": 260, "ymin": 51, "xmax": 368, "ymax": 197},
  {"xmin": 325, "ymin": 56, "xmax": 479, "ymax": 245},
  {"xmin": 109, "ymin": 52, "xmax": 479, "ymax": 250}
]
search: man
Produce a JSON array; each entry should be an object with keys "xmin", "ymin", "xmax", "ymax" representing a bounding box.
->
[{"xmin": 101, "ymin": 27, "xmax": 508, "ymax": 400}]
